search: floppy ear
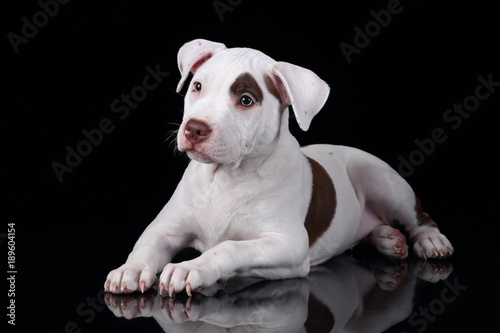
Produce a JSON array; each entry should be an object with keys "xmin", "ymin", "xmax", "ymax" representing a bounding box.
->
[
  {"xmin": 176, "ymin": 39, "xmax": 227, "ymax": 92},
  {"xmin": 270, "ymin": 62, "xmax": 330, "ymax": 131}
]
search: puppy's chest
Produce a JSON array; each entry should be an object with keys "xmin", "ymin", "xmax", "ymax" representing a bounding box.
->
[{"xmin": 188, "ymin": 178, "xmax": 259, "ymax": 248}]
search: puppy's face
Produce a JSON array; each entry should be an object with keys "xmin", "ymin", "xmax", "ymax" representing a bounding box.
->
[{"xmin": 177, "ymin": 49, "xmax": 283, "ymax": 166}]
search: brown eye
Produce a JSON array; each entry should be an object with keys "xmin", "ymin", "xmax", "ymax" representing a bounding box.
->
[
  {"xmin": 239, "ymin": 95, "xmax": 254, "ymax": 107},
  {"xmin": 194, "ymin": 82, "xmax": 202, "ymax": 92}
]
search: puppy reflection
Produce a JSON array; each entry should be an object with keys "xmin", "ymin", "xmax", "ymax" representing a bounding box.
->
[{"xmin": 105, "ymin": 255, "xmax": 452, "ymax": 332}]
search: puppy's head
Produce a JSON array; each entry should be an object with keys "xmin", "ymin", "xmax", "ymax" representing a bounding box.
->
[{"xmin": 176, "ymin": 39, "xmax": 330, "ymax": 166}]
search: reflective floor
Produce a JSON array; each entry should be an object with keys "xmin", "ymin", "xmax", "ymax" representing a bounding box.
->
[
  {"xmin": 104, "ymin": 254, "xmax": 454, "ymax": 333},
  {"xmin": 14, "ymin": 227, "xmax": 498, "ymax": 332}
]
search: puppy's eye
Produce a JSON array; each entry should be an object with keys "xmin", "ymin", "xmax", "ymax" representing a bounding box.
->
[
  {"xmin": 193, "ymin": 82, "xmax": 202, "ymax": 92},
  {"xmin": 239, "ymin": 95, "xmax": 254, "ymax": 107}
]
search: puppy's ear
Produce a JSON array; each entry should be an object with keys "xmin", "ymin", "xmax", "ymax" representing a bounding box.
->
[
  {"xmin": 269, "ymin": 62, "xmax": 330, "ymax": 131},
  {"xmin": 176, "ymin": 39, "xmax": 226, "ymax": 92}
]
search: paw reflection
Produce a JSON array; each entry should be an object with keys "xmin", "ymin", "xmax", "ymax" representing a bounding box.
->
[
  {"xmin": 104, "ymin": 254, "xmax": 454, "ymax": 332},
  {"xmin": 410, "ymin": 258, "xmax": 453, "ymax": 283},
  {"xmin": 104, "ymin": 291, "xmax": 158, "ymax": 319},
  {"xmin": 372, "ymin": 258, "xmax": 408, "ymax": 290}
]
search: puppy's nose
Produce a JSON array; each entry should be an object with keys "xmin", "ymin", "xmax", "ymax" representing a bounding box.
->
[{"xmin": 185, "ymin": 119, "xmax": 211, "ymax": 144}]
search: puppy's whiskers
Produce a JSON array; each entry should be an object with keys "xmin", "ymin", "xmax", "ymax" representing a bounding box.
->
[{"xmin": 163, "ymin": 122, "xmax": 182, "ymax": 155}]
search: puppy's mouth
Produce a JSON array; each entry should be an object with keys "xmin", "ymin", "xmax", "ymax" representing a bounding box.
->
[
  {"xmin": 178, "ymin": 133, "xmax": 235, "ymax": 165},
  {"xmin": 185, "ymin": 149, "xmax": 215, "ymax": 163},
  {"xmin": 178, "ymin": 138, "xmax": 217, "ymax": 163}
]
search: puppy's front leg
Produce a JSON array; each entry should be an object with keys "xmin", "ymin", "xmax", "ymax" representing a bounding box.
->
[
  {"xmin": 105, "ymin": 197, "xmax": 189, "ymax": 294},
  {"xmin": 160, "ymin": 234, "xmax": 310, "ymax": 297}
]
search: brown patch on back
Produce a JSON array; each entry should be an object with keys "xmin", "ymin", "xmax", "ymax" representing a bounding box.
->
[
  {"xmin": 305, "ymin": 156, "xmax": 337, "ymax": 247},
  {"xmin": 415, "ymin": 195, "xmax": 439, "ymax": 228},
  {"xmin": 230, "ymin": 72, "xmax": 264, "ymax": 104}
]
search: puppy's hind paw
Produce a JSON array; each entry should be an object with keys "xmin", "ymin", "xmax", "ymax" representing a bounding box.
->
[
  {"xmin": 369, "ymin": 225, "xmax": 409, "ymax": 259},
  {"xmin": 412, "ymin": 228, "xmax": 454, "ymax": 260}
]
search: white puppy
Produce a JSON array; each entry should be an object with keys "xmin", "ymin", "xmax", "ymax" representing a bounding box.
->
[{"xmin": 105, "ymin": 39, "xmax": 453, "ymax": 296}]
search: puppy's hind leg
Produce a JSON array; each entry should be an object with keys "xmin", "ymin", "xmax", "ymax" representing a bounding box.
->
[{"xmin": 349, "ymin": 155, "xmax": 453, "ymax": 260}]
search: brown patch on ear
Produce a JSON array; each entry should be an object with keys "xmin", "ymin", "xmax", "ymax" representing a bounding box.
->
[
  {"xmin": 264, "ymin": 74, "xmax": 282, "ymax": 104},
  {"xmin": 415, "ymin": 196, "xmax": 439, "ymax": 228},
  {"xmin": 264, "ymin": 74, "xmax": 289, "ymax": 114},
  {"xmin": 305, "ymin": 156, "xmax": 336, "ymax": 247}
]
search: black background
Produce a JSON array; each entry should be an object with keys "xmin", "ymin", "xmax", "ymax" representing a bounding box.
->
[{"xmin": 2, "ymin": 0, "xmax": 499, "ymax": 332}]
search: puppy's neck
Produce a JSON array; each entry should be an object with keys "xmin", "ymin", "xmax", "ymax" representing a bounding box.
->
[{"xmin": 214, "ymin": 132, "xmax": 301, "ymax": 180}]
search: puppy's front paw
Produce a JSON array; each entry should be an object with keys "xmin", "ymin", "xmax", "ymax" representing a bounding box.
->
[
  {"xmin": 159, "ymin": 260, "xmax": 218, "ymax": 297},
  {"xmin": 104, "ymin": 264, "xmax": 157, "ymax": 294}
]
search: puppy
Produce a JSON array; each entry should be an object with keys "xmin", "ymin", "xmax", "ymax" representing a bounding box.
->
[{"xmin": 105, "ymin": 39, "xmax": 453, "ymax": 296}]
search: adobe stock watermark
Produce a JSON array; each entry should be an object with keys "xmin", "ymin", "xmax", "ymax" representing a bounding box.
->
[
  {"xmin": 212, "ymin": 0, "xmax": 244, "ymax": 21},
  {"xmin": 50, "ymin": 289, "xmax": 107, "ymax": 333},
  {"xmin": 51, "ymin": 64, "xmax": 170, "ymax": 183},
  {"xmin": 402, "ymin": 276, "xmax": 467, "ymax": 333},
  {"xmin": 398, "ymin": 73, "xmax": 499, "ymax": 178},
  {"xmin": 7, "ymin": 0, "xmax": 71, "ymax": 54},
  {"xmin": 339, "ymin": 0, "xmax": 414, "ymax": 64}
]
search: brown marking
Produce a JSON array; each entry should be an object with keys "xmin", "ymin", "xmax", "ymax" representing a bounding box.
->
[
  {"xmin": 304, "ymin": 293, "xmax": 335, "ymax": 333},
  {"xmin": 230, "ymin": 72, "xmax": 264, "ymax": 104},
  {"xmin": 263, "ymin": 74, "xmax": 282, "ymax": 104},
  {"xmin": 415, "ymin": 195, "xmax": 439, "ymax": 228},
  {"xmin": 190, "ymin": 53, "xmax": 213, "ymax": 74},
  {"xmin": 304, "ymin": 156, "xmax": 337, "ymax": 247}
]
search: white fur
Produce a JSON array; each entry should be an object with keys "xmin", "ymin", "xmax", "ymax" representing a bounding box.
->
[{"xmin": 105, "ymin": 39, "xmax": 453, "ymax": 296}]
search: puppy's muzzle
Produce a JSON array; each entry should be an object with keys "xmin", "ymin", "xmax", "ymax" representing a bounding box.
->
[{"xmin": 185, "ymin": 119, "xmax": 211, "ymax": 144}]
